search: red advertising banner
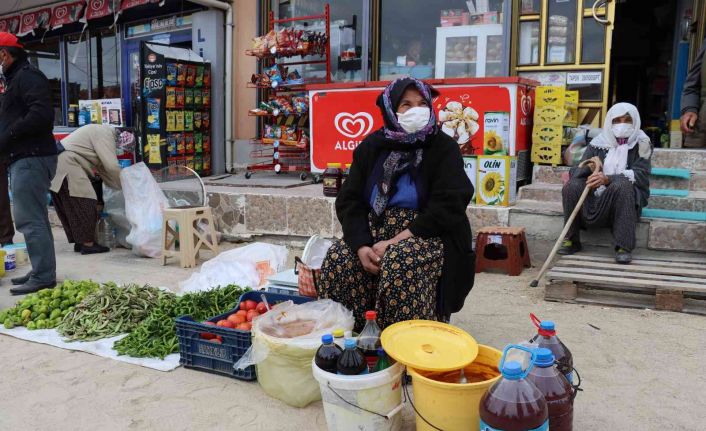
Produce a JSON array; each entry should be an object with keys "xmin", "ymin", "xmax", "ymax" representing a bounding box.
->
[
  {"xmin": 18, "ymin": 8, "xmax": 51, "ymax": 36},
  {"xmin": 50, "ymin": 1, "xmax": 86, "ymax": 30},
  {"xmin": 0, "ymin": 16, "xmax": 20, "ymax": 34},
  {"xmin": 120, "ymin": 0, "xmax": 151, "ymax": 11},
  {"xmin": 85, "ymin": 0, "xmax": 113, "ymax": 21},
  {"xmin": 310, "ymin": 84, "xmax": 523, "ymax": 171}
]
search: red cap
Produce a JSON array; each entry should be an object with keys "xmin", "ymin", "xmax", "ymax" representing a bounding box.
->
[
  {"xmin": 0, "ymin": 32, "xmax": 23, "ymax": 49},
  {"xmin": 365, "ymin": 311, "xmax": 377, "ymax": 320}
]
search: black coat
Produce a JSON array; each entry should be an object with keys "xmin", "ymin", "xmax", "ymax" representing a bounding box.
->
[
  {"xmin": 0, "ymin": 59, "xmax": 56, "ymax": 165},
  {"xmin": 336, "ymin": 130, "xmax": 475, "ymax": 317}
]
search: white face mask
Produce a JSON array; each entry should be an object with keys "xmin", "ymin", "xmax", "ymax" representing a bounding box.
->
[
  {"xmin": 612, "ymin": 123, "xmax": 634, "ymax": 139},
  {"xmin": 396, "ymin": 106, "xmax": 430, "ymax": 134}
]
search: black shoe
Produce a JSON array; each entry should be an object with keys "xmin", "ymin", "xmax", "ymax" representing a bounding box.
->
[
  {"xmin": 615, "ymin": 248, "xmax": 632, "ymax": 264},
  {"xmin": 74, "ymin": 243, "xmax": 81, "ymax": 252},
  {"xmin": 557, "ymin": 239, "xmax": 582, "ymax": 256},
  {"xmin": 81, "ymin": 244, "xmax": 110, "ymax": 255},
  {"xmin": 10, "ymin": 272, "xmax": 32, "ymax": 286},
  {"xmin": 10, "ymin": 281, "xmax": 56, "ymax": 296}
]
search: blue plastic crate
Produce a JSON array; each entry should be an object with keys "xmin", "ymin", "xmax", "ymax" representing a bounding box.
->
[{"xmin": 175, "ymin": 291, "xmax": 313, "ymax": 381}]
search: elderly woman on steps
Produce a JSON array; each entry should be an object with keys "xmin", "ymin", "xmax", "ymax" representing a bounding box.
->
[
  {"xmin": 559, "ymin": 103, "xmax": 652, "ymax": 264},
  {"xmin": 318, "ymin": 77, "xmax": 475, "ymax": 332}
]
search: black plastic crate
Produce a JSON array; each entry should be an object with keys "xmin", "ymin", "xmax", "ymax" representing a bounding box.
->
[{"xmin": 175, "ymin": 290, "xmax": 313, "ymax": 380}]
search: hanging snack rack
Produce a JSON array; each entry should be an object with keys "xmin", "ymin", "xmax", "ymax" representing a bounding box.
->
[{"xmin": 244, "ymin": 4, "xmax": 331, "ymax": 180}]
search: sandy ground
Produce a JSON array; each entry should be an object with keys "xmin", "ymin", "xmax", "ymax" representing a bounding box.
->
[{"xmin": 0, "ymin": 229, "xmax": 704, "ymax": 430}]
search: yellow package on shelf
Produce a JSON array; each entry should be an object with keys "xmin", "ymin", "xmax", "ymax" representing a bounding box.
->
[
  {"xmin": 564, "ymin": 90, "xmax": 579, "ymax": 127},
  {"xmin": 535, "ymin": 86, "xmax": 566, "ymax": 107},
  {"xmin": 534, "ymin": 105, "xmax": 566, "ymax": 126},
  {"xmin": 476, "ymin": 156, "xmax": 517, "ymax": 207}
]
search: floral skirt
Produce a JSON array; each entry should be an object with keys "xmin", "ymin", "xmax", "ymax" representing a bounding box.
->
[{"xmin": 319, "ymin": 207, "xmax": 444, "ymax": 331}]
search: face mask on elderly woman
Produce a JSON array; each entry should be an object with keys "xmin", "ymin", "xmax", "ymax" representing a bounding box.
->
[
  {"xmin": 611, "ymin": 123, "xmax": 635, "ymax": 139},
  {"xmin": 396, "ymin": 107, "xmax": 431, "ymax": 134}
]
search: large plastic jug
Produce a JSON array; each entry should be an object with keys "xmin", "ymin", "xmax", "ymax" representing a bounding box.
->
[
  {"xmin": 527, "ymin": 348, "xmax": 574, "ymax": 431},
  {"xmin": 528, "ymin": 313, "xmax": 574, "ymax": 383},
  {"xmin": 479, "ymin": 345, "xmax": 548, "ymax": 431}
]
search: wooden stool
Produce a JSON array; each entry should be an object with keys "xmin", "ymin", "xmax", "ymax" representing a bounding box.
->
[
  {"xmin": 475, "ymin": 226, "xmax": 531, "ymax": 276},
  {"xmin": 161, "ymin": 206, "xmax": 219, "ymax": 268}
]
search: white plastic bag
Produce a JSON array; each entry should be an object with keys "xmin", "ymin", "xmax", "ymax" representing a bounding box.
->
[
  {"xmin": 302, "ymin": 234, "xmax": 333, "ymax": 269},
  {"xmin": 177, "ymin": 242, "xmax": 288, "ymax": 293},
  {"xmin": 103, "ymin": 186, "xmax": 131, "ymax": 249},
  {"xmin": 235, "ymin": 299, "xmax": 354, "ymax": 407},
  {"xmin": 121, "ymin": 163, "xmax": 170, "ymax": 258}
]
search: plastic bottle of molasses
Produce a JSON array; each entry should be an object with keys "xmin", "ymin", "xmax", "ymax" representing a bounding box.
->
[
  {"xmin": 528, "ymin": 314, "xmax": 574, "ymax": 384},
  {"xmin": 527, "ymin": 348, "xmax": 574, "ymax": 431}
]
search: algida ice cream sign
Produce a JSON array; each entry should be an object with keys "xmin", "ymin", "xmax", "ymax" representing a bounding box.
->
[{"xmin": 476, "ymin": 156, "xmax": 517, "ymax": 206}]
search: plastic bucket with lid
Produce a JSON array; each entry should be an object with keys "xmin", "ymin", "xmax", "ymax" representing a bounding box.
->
[
  {"xmin": 312, "ymin": 360, "xmax": 405, "ymax": 431},
  {"xmin": 408, "ymin": 344, "xmax": 502, "ymax": 431},
  {"xmin": 381, "ymin": 320, "xmax": 501, "ymax": 431}
]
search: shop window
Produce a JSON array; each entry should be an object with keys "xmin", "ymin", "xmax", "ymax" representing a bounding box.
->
[
  {"xmin": 65, "ymin": 33, "xmax": 90, "ymax": 105},
  {"xmin": 24, "ymin": 38, "xmax": 63, "ymax": 126},
  {"xmin": 581, "ymin": 17, "xmax": 605, "ymax": 64},
  {"xmin": 520, "ymin": 0, "xmax": 541, "ymax": 15},
  {"xmin": 567, "ymin": 71, "xmax": 603, "ymax": 101},
  {"xmin": 518, "ymin": 21, "xmax": 540, "ymax": 65},
  {"xmin": 545, "ymin": 0, "xmax": 576, "ymax": 64},
  {"xmin": 91, "ymin": 28, "xmax": 120, "ymax": 99},
  {"xmin": 271, "ymin": 0, "xmax": 367, "ymax": 82},
  {"xmin": 380, "ymin": 0, "xmax": 507, "ymax": 80}
]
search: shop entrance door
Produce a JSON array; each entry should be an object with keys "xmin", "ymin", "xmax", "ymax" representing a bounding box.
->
[
  {"xmin": 121, "ymin": 31, "xmax": 192, "ymax": 127},
  {"xmin": 512, "ymin": 0, "xmax": 616, "ymax": 127}
]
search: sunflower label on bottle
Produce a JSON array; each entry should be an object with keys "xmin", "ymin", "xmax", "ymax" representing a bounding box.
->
[
  {"xmin": 476, "ymin": 156, "xmax": 517, "ymax": 206},
  {"xmin": 483, "ymin": 111, "xmax": 510, "ymax": 155}
]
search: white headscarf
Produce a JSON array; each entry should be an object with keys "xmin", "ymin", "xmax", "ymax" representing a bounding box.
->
[{"xmin": 589, "ymin": 102, "xmax": 651, "ymax": 183}]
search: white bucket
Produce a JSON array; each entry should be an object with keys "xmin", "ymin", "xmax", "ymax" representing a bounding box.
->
[{"xmin": 312, "ymin": 359, "xmax": 405, "ymax": 431}]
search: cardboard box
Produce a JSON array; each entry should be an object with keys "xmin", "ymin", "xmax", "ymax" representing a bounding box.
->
[
  {"xmin": 463, "ymin": 156, "xmax": 477, "ymax": 201},
  {"xmin": 476, "ymin": 156, "xmax": 517, "ymax": 206},
  {"xmin": 469, "ymin": 12, "xmax": 499, "ymax": 25}
]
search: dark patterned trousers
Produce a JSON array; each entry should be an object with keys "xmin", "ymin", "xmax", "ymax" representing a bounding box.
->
[{"xmin": 319, "ymin": 207, "xmax": 444, "ymax": 332}]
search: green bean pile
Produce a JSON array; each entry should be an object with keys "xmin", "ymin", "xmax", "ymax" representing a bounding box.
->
[
  {"xmin": 113, "ymin": 284, "xmax": 246, "ymax": 359},
  {"xmin": 58, "ymin": 283, "xmax": 172, "ymax": 342}
]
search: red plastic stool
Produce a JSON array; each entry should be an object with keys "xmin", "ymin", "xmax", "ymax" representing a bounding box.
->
[{"xmin": 475, "ymin": 227, "xmax": 531, "ymax": 276}]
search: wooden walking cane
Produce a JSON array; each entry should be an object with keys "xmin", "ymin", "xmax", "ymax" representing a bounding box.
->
[{"xmin": 530, "ymin": 159, "xmax": 600, "ymax": 287}]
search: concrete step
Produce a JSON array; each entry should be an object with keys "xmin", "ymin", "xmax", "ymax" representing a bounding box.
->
[
  {"xmin": 519, "ymin": 183, "xmax": 706, "ymax": 212},
  {"xmin": 532, "ymin": 165, "xmax": 706, "ymax": 191},
  {"xmin": 506, "ymin": 199, "xmax": 706, "ymax": 253},
  {"xmin": 652, "ymin": 148, "xmax": 706, "ymax": 171}
]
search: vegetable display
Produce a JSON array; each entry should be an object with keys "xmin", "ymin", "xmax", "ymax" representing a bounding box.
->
[
  {"xmin": 114, "ymin": 285, "xmax": 246, "ymax": 359},
  {"xmin": 0, "ymin": 280, "xmax": 100, "ymax": 330},
  {"xmin": 58, "ymin": 283, "xmax": 171, "ymax": 341}
]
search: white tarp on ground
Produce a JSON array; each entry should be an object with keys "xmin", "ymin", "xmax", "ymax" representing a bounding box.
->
[{"xmin": 0, "ymin": 326, "xmax": 180, "ymax": 372}]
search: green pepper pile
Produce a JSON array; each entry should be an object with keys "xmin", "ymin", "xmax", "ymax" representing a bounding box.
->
[
  {"xmin": 113, "ymin": 284, "xmax": 246, "ymax": 359},
  {"xmin": 0, "ymin": 280, "xmax": 100, "ymax": 330},
  {"xmin": 58, "ymin": 283, "xmax": 172, "ymax": 341}
]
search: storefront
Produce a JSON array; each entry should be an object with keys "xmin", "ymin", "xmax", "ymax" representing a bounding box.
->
[{"xmin": 0, "ymin": 0, "xmax": 227, "ymax": 173}]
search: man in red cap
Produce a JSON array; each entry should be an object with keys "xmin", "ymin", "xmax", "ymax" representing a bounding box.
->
[{"xmin": 0, "ymin": 32, "xmax": 58, "ymax": 294}]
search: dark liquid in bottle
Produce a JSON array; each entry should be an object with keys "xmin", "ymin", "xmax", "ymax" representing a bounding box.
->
[
  {"xmin": 337, "ymin": 346, "xmax": 368, "ymax": 375},
  {"xmin": 357, "ymin": 336, "xmax": 381, "ymax": 371},
  {"xmin": 531, "ymin": 334, "xmax": 573, "ymax": 383},
  {"xmin": 528, "ymin": 366, "xmax": 573, "ymax": 431},
  {"xmin": 480, "ymin": 379, "xmax": 548, "ymax": 431},
  {"xmin": 315, "ymin": 342, "xmax": 343, "ymax": 374}
]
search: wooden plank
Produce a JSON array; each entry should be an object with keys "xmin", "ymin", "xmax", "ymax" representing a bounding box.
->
[
  {"xmin": 554, "ymin": 259, "xmax": 706, "ymax": 278},
  {"xmin": 560, "ymin": 254, "xmax": 706, "ymax": 269},
  {"xmin": 566, "ymin": 252, "xmax": 706, "ymax": 264},
  {"xmin": 546, "ymin": 271, "xmax": 706, "ymax": 294},
  {"xmin": 545, "ymin": 281, "xmax": 577, "ymax": 301},
  {"xmin": 559, "ymin": 288, "xmax": 706, "ymax": 316},
  {"xmin": 550, "ymin": 266, "xmax": 706, "ymax": 287},
  {"xmin": 655, "ymin": 289, "xmax": 684, "ymax": 312}
]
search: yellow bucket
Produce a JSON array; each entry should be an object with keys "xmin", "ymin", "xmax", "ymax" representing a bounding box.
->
[
  {"xmin": 0, "ymin": 249, "xmax": 5, "ymax": 278},
  {"xmin": 407, "ymin": 344, "xmax": 502, "ymax": 431}
]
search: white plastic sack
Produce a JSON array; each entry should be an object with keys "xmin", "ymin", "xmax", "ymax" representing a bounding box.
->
[
  {"xmin": 121, "ymin": 163, "xmax": 170, "ymax": 258},
  {"xmin": 103, "ymin": 186, "xmax": 131, "ymax": 249},
  {"xmin": 302, "ymin": 235, "xmax": 333, "ymax": 269},
  {"xmin": 177, "ymin": 242, "xmax": 288, "ymax": 293},
  {"xmin": 234, "ymin": 299, "xmax": 354, "ymax": 407}
]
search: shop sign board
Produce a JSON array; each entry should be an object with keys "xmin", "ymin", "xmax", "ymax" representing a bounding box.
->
[
  {"xmin": 309, "ymin": 84, "xmax": 533, "ymax": 172},
  {"xmin": 17, "ymin": 7, "xmax": 51, "ymax": 37},
  {"xmin": 85, "ymin": 0, "xmax": 113, "ymax": 21},
  {"xmin": 50, "ymin": 1, "xmax": 86, "ymax": 30},
  {"xmin": 566, "ymin": 71, "xmax": 602, "ymax": 85},
  {"xmin": 126, "ymin": 15, "xmax": 192, "ymax": 38},
  {"xmin": 0, "ymin": 16, "xmax": 20, "ymax": 34},
  {"xmin": 140, "ymin": 44, "xmax": 167, "ymax": 168}
]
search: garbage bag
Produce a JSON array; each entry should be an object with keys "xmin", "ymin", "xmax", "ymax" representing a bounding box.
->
[
  {"xmin": 121, "ymin": 163, "xmax": 170, "ymax": 257},
  {"xmin": 177, "ymin": 242, "xmax": 288, "ymax": 293},
  {"xmin": 235, "ymin": 299, "xmax": 355, "ymax": 407},
  {"xmin": 103, "ymin": 186, "xmax": 131, "ymax": 249}
]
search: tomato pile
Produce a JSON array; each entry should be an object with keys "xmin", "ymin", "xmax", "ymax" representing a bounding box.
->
[{"xmin": 200, "ymin": 299, "xmax": 269, "ymax": 342}]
